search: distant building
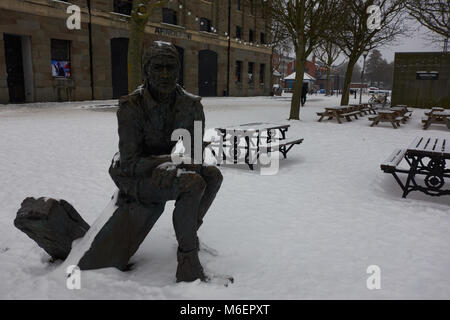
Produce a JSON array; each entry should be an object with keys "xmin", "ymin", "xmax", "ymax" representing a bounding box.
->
[
  {"xmin": 273, "ymin": 51, "xmax": 294, "ymax": 86},
  {"xmin": 0, "ymin": 0, "xmax": 272, "ymax": 104},
  {"xmin": 392, "ymin": 52, "xmax": 450, "ymax": 108},
  {"xmin": 286, "ymin": 57, "xmax": 317, "ymax": 80},
  {"xmin": 284, "ymin": 72, "xmax": 315, "ymax": 91}
]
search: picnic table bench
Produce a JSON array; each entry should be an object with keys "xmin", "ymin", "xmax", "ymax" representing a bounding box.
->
[
  {"xmin": 422, "ymin": 109, "xmax": 450, "ymax": 130},
  {"xmin": 390, "ymin": 105, "xmax": 413, "ymax": 122},
  {"xmin": 369, "ymin": 110, "xmax": 404, "ymax": 128},
  {"xmin": 210, "ymin": 122, "xmax": 304, "ymax": 170},
  {"xmin": 381, "ymin": 137, "xmax": 450, "ymax": 197},
  {"xmin": 317, "ymin": 106, "xmax": 363, "ymax": 124}
]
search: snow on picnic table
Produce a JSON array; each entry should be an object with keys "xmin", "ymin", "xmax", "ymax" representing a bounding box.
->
[{"xmin": 0, "ymin": 94, "xmax": 449, "ymax": 300}]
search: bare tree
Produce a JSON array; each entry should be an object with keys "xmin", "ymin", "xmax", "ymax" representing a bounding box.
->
[
  {"xmin": 267, "ymin": 0, "xmax": 341, "ymax": 120},
  {"xmin": 406, "ymin": 0, "xmax": 450, "ymax": 39},
  {"xmin": 314, "ymin": 41, "xmax": 343, "ymax": 95},
  {"xmin": 263, "ymin": 8, "xmax": 292, "ymax": 92},
  {"xmin": 128, "ymin": 0, "xmax": 167, "ymax": 93},
  {"xmin": 332, "ymin": 0, "xmax": 407, "ymax": 106}
]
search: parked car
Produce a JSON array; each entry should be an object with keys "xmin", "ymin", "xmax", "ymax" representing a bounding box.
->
[{"xmin": 368, "ymin": 87, "xmax": 379, "ymax": 94}]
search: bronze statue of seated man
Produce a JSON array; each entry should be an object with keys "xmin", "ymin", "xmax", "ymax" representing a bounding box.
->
[
  {"xmin": 108, "ymin": 41, "xmax": 223, "ymax": 282},
  {"xmin": 14, "ymin": 41, "xmax": 223, "ymax": 283}
]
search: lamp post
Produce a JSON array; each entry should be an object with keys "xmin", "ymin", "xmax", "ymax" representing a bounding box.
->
[{"xmin": 359, "ymin": 50, "xmax": 369, "ymax": 105}]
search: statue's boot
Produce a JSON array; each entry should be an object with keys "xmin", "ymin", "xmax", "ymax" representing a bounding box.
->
[{"xmin": 176, "ymin": 248, "xmax": 206, "ymax": 283}]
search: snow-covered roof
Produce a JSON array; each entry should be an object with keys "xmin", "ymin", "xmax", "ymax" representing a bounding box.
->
[{"xmin": 284, "ymin": 72, "xmax": 315, "ymax": 81}]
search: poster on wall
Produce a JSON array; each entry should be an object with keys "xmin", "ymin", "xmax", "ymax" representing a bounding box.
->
[{"xmin": 51, "ymin": 60, "xmax": 71, "ymax": 78}]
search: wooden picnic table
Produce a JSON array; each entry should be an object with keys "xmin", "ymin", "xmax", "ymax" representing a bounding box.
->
[
  {"xmin": 422, "ymin": 110, "xmax": 450, "ymax": 130},
  {"xmin": 317, "ymin": 105, "xmax": 362, "ymax": 124},
  {"xmin": 212, "ymin": 122, "xmax": 303, "ymax": 170},
  {"xmin": 381, "ymin": 137, "xmax": 450, "ymax": 197},
  {"xmin": 369, "ymin": 110, "xmax": 404, "ymax": 128},
  {"xmin": 390, "ymin": 106, "xmax": 412, "ymax": 122},
  {"xmin": 360, "ymin": 103, "xmax": 378, "ymax": 114}
]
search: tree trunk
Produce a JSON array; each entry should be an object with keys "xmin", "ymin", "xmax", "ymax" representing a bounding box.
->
[
  {"xmin": 340, "ymin": 57, "xmax": 357, "ymax": 106},
  {"xmin": 325, "ymin": 67, "xmax": 330, "ymax": 95},
  {"xmin": 269, "ymin": 47, "xmax": 274, "ymax": 96},
  {"xmin": 289, "ymin": 48, "xmax": 306, "ymax": 120}
]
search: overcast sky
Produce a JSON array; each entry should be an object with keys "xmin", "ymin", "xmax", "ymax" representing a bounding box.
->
[{"xmin": 358, "ymin": 20, "xmax": 444, "ymax": 65}]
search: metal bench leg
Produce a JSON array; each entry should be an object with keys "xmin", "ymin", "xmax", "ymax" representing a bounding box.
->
[
  {"xmin": 392, "ymin": 172, "xmax": 406, "ymax": 193},
  {"xmin": 402, "ymin": 158, "xmax": 419, "ymax": 198}
]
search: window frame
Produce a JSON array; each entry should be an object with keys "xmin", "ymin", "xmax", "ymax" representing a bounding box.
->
[
  {"xmin": 236, "ymin": 26, "xmax": 242, "ymax": 40},
  {"xmin": 162, "ymin": 8, "xmax": 178, "ymax": 25},
  {"xmin": 200, "ymin": 17, "xmax": 212, "ymax": 33},
  {"xmin": 113, "ymin": 0, "xmax": 133, "ymax": 16},
  {"xmin": 248, "ymin": 62, "xmax": 255, "ymax": 84},
  {"xmin": 259, "ymin": 63, "xmax": 265, "ymax": 85},
  {"xmin": 51, "ymin": 39, "xmax": 72, "ymax": 79},
  {"xmin": 235, "ymin": 60, "xmax": 243, "ymax": 83}
]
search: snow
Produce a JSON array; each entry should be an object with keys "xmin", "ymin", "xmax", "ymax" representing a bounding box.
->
[
  {"xmin": 284, "ymin": 72, "xmax": 316, "ymax": 81},
  {"xmin": 0, "ymin": 93, "xmax": 449, "ymax": 299}
]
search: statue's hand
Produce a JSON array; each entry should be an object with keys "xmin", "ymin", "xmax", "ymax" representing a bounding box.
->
[
  {"xmin": 178, "ymin": 163, "xmax": 203, "ymax": 174},
  {"xmin": 151, "ymin": 163, "xmax": 177, "ymax": 189}
]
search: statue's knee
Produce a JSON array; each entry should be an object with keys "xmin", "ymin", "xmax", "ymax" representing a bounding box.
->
[
  {"xmin": 179, "ymin": 173, "xmax": 206, "ymax": 193},
  {"xmin": 202, "ymin": 166, "xmax": 223, "ymax": 186}
]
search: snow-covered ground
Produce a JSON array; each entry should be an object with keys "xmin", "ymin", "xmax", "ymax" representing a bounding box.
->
[{"xmin": 0, "ymin": 93, "xmax": 449, "ymax": 299}]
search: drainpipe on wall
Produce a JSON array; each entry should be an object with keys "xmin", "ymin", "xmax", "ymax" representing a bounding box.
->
[
  {"xmin": 87, "ymin": 0, "xmax": 94, "ymax": 100},
  {"xmin": 226, "ymin": 0, "xmax": 231, "ymax": 96}
]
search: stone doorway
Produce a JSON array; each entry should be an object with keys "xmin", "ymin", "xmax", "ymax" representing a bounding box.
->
[{"xmin": 198, "ymin": 50, "xmax": 217, "ymax": 97}]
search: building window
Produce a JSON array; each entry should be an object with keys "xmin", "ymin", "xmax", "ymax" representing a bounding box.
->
[
  {"xmin": 237, "ymin": 0, "xmax": 241, "ymax": 11},
  {"xmin": 113, "ymin": 0, "xmax": 133, "ymax": 16},
  {"xmin": 200, "ymin": 18, "xmax": 212, "ymax": 32},
  {"xmin": 259, "ymin": 64, "xmax": 265, "ymax": 84},
  {"xmin": 235, "ymin": 61, "xmax": 242, "ymax": 83},
  {"xmin": 248, "ymin": 62, "xmax": 254, "ymax": 84},
  {"xmin": 51, "ymin": 39, "xmax": 71, "ymax": 78},
  {"xmin": 236, "ymin": 26, "xmax": 242, "ymax": 39},
  {"xmin": 260, "ymin": 32, "xmax": 265, "ymax": 44},
  {"xmin": 249, "ymin": 29, "xmax": 254, "ymax": 43},
  {"xmin": 250, "ymin": 0, "xmax": 254, "ymax": 15},
  {"xmin": 162, "ymin": 8, "xmax": 178, "ymax": 25}
]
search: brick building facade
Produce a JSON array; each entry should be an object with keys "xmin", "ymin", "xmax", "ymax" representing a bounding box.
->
[{"xmin": 0, "ymin": 0, "xmax": 272, "ymax": 104}]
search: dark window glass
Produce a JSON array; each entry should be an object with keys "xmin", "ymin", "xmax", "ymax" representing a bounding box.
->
[
  {"xmin": 114, "ymin": 0, "xmax": 133, "ymax": 16},
  {"xmin": 248, "ymin": 62, "xmax": 254, "ymax": 84},
  {"xmin": 250, "ymin": 0, "xmax": 254, "ymax": 15},
  {"xmin": 249, "ymin": 29, "xmax": 254, "ymax": 43},
  {"xmin": 260, "ymin": 32, "xmax": 265, "ymax": 44},
  {"xmin": 237, "ymin": 0, "xmax": 241, "ymax": 11},
  {"xmin": 200, "ymin": 18, "xmax": 211, "ymax": 32},
  {"xmin": 259, "ymin": 64, "xmax": 265, "ymax": 84},
  {"xmin": 51, "ymin": 39, "xmax": 71, "ymax": 78},
  {"xmin": 236, "ymin": 61, "xmax": 242, "ymax": 83},
  {"xmin": 236, "ymin": 26, "xmax": 242, "ymax": 39},
  {"xmin": 162, "ymin": 8, "xmax": 178, "ymax": 25}
]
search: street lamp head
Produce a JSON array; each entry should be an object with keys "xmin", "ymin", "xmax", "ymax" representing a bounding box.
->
[{"xmin": 363, "ymin": 51, "xmax": 369, "ymax": 58}]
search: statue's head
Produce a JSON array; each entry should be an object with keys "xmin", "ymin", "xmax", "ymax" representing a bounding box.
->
[{"xmin": 143, "ymin": 41, "xmax": 180, "ymax": 94}]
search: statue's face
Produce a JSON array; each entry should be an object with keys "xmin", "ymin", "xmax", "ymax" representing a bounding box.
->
[{"xmin": 147, "ymin": 55, "xmax": 179, "ymax": 94}]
